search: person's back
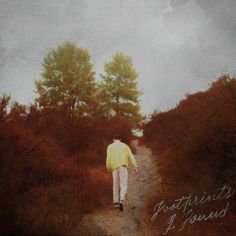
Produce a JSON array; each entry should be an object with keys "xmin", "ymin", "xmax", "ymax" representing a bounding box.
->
[
  {"xmin": 106, "ymin": 140, "xmax": 138, "ymax": 172},
  {"xmin": 106, "ymin": 135, "xmax": 138, "ymax": 211}
]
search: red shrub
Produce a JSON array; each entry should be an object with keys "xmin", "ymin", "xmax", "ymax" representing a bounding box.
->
[{"xmin": 143, "ymin": 75, "xmax": 236, "ymax": 235}]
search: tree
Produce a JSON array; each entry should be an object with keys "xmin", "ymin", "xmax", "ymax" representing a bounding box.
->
[
  {"xmin": 34, "ymin": 42, "xmax": 96, "ymax": 115},
  {"xmin": 99, "ymin": 52, "xmax": 143, "ymax": 127}
]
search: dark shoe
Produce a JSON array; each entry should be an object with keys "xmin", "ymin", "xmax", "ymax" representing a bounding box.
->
[
  {"xmin": 114, "ymin": 203, "xmax": 119, "ymax": 209},
  {"xmin": 119, "ymin": 201, "xmax": 124, "ymax": 211}
]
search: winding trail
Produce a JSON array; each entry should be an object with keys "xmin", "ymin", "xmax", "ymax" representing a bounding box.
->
[{"xmin": 70, "ymin": 140, "xmax": 160, "ymax": 235}]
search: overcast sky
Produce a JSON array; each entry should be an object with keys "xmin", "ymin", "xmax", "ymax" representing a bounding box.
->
[{"xmin": 0, "ymin": 0, "xmax": 236, "ymax": 114}]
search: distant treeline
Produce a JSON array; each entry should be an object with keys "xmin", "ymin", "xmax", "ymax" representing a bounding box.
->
[{"xmin": 142, "ymin": 75, "xmax": 236, "ymax": 235}]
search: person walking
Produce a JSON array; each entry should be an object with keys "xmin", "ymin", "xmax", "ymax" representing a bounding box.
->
[{"xmin": 106, "ymin": 134, "xmax": 138, "ymax": 211}]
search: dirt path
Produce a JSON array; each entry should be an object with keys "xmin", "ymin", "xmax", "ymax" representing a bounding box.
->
[{"xmin": 70, "ymin": 140, "xmax": 160, "ymax": 236}]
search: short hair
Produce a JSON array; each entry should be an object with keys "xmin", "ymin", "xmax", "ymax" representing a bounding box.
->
[{"xmin": 113, "ymin": 134, "xmax": 121, "ymax": 140}]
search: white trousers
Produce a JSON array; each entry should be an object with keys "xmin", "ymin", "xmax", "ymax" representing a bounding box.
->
[{"xmin": 112, "ymin": 166, "xmax": 128, "ymax": 203}]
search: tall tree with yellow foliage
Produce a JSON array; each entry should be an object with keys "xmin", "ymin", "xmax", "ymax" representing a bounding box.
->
[
  {"xmin": 99, "ymin": 52, "xmax": 143, "ymax": 127},
  {"xmin": 35, "ymin": 42, "xmax": 96, "ymax": 115}
]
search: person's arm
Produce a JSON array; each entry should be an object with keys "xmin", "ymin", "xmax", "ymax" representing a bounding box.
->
[
  {"xmin": 126, "ymin": 145, "xmax": 138, "ymax": 169},
  {"xmin": 106, "ymin": 146, "xmax": 111, "ymax": 172}
]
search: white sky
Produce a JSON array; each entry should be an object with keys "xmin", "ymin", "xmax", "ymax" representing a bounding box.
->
[{"xmin": 0, "ymin": 0, "xmax": 236, "ymax": 114}]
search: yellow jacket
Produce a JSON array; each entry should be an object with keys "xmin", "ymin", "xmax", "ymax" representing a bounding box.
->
[{"xmin": 106, "ymin": 140, "xmax": 138, "ymax": 172}]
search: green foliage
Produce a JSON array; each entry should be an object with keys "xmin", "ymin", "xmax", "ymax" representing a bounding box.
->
[
  {"xmin": 34, "ymin": 42, "xmax": 97, "ymax": 115},
  {"xmin": 99, "ymin": 52, "xmax": 143, "ymax": 127},
  {"xmin": 34, "ymin": 42, "xmax": 143, "ymax": 134}
]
